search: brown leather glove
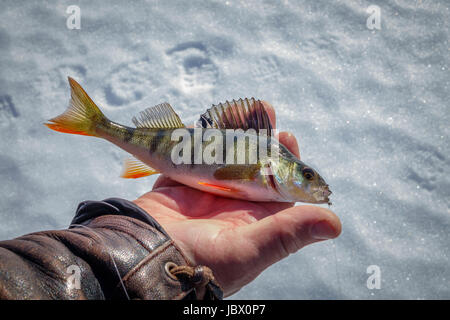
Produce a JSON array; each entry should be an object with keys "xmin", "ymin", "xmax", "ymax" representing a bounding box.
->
[{"xmin": 0, "ymin": 198, "xmax": 223, "ymax": 300}]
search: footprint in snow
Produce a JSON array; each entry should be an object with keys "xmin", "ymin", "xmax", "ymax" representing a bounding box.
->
[
  {"xmin": 0, "ymin": 95, "xmax": 19, "ymax": 126},
  {"xmin": 104, "ymin": 58, "xmax": 160, "ymax": 107},
  {"xmin": 166, "ymin": 42, "xmax": 219, "ymax": 93}
]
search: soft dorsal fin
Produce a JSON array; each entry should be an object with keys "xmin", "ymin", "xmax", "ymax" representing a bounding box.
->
[
  {"xmin": 195, "ymin": 98, "xmax": 273, "ymax": 135},
  {"xmin": 121, "ymin": 157, "xmax": 160, "ymax": 179},
  {"xmin": 132, "ymin": 103, "xmax": 185, "ymax": 129}
]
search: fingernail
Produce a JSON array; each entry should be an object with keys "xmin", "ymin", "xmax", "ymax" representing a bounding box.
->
[{"xmin": 311, "ymin": 221, "xmax": 336, "ymax": 240}]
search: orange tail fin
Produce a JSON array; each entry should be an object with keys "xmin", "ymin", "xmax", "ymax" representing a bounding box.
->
[{"xmin": 44, "ymin": 77, "xmax": 107, "ymax": 137}]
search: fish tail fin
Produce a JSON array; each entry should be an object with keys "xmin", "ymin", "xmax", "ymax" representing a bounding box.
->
[{"xmin": 44, "ymin": 77, "xmax": 107, "ymax": 137}]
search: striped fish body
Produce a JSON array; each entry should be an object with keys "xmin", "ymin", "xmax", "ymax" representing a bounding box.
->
[
  {"xmin": 45, "ymin": 78, "xmax": 332, "ymax": 204},
  {"xmin": 98, "ymin": 124, "xmax": 289, "ymax": 201}
]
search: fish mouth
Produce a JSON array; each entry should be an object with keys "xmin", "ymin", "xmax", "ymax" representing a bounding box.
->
[
  {"xmin": 323, "ymin": 187, "xmax": 332, "ymax": 198},
  {"xmin": 313, "ymin": 185, "xmax": 332, "ymax": 203}
]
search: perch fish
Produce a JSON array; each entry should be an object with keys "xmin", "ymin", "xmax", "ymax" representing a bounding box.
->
[{"xmin": 45, "ymin": 77, "xmax": 331, "ymax": 204}]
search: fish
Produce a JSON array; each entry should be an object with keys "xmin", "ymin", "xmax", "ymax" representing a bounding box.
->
[{"xmin": 45, "ymin": 77, "xmax": 331, "ymax": 204}]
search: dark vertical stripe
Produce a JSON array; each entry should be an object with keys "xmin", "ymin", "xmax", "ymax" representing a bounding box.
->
[
  {"xmin": 149, "ymin": 130, "xmax": 165, "ymax": 154},
  {"xmin": 123, "ymin": 127, "xmax": 135, "ymax": 143}
]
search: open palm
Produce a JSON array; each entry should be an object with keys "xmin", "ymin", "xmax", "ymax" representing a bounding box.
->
[{"xmin": 133, "ymin": 103, "xmax": 341, "ymax": 297}]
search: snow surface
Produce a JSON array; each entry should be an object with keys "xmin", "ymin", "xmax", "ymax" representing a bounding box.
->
[{"xmin": 0, "ymin": 0, "xmax": 448, "ymax": 299}]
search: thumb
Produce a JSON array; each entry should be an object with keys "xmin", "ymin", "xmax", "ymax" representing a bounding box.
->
[{"xmin": 240, "ymin": 205, "xmax": 341, "ymax": 268}]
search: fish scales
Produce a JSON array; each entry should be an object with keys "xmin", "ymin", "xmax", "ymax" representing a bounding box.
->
[{"xmin": 45, "ymin": 77, "xmax": 332, "ymax": 204}]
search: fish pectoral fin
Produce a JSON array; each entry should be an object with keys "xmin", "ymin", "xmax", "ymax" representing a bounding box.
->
[
  {"xmin": 132, "ymin": 103, "xmax": 185, "ymax": 129},
  {"xmin": 195, "ymin": 98, "xmax": 273, "ymax": 136},
  {"xmin": 121, "ymin": 158, "xmax": 160, "ymax": 179},
  {"xmin": 198, "ymin": 182, "xmax": 234, "ymax": 192},
  {"xmin": 213, "ymin": 164, "xmax": 260, "ymax": 180}
]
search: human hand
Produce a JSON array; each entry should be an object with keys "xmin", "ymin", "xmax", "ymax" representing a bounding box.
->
[{"xmin": 133, "ymin": 102, "xmax": 341, "ymax": 297}]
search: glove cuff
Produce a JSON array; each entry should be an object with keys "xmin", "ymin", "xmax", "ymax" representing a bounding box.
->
[{"xmin": 72, "ymin": 198, "xmax": 223, "ymax": 300}]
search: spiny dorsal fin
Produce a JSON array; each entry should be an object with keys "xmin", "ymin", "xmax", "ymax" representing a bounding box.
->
[
  {"xmin": 195, "ymin": 98, "xmax": 272, "ymax": 136},
  {"xmin": 121, "ymin": 157, "xmax": 160, "ymax": 179},
  {"xmin": 132, "ymin": 103, "xmax": 185, "ymax": 129}
]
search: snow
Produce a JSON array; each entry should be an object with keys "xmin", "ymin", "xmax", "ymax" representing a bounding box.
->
[{"xmin": 0, "ymin": 0, "xmax": 449, "ymax": 299}]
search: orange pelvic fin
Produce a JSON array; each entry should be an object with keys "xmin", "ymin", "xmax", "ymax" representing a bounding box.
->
[{"xmin": 121, "ymin": 158, "xmax": 160, "ymax": 179}]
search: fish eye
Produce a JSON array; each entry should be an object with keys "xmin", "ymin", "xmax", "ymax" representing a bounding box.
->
[{"xmin": 302, "ymin": 168, "xmax": 315, "ymax": 180}]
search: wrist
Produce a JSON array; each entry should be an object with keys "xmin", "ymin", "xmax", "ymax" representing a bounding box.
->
[{"xmin": 133, "ymin": 198, "xmax": 224, "ymax": 300}]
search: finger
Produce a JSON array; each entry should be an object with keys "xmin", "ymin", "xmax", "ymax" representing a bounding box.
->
[
  {"xmin": 261, "ymin": 100, "xmax": 276, "ymax": 129},
  {"xmin": 260, "ymin": 101, "xmax": 300, "ymax": 159},
  {"xmin": 240, "ymin": 206, "xmax": 341, "ymax": 267},
  {"xmin": 260, "ymin": 201, "xmax": 295, "ymax": 215},
  {"xmin": 152, "ymin": 174, "xmax": 184, "ymax": 190},
  {"xmin": 278, "ymin": 131, "xmax": 300, "ymax": 159}
]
